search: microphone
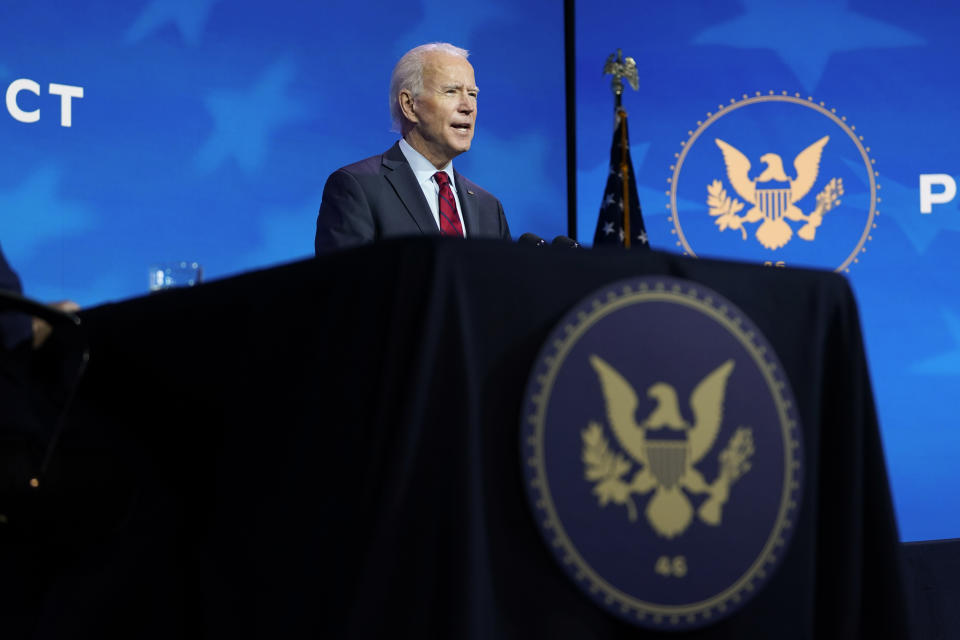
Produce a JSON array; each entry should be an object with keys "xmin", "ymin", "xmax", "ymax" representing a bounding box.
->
[
  {"xmin": 551, "ymin": 236, "xmax": 581, "ymax": 248},
  {"xmin": 518, "ymin": 233, "xmax": 547, "ymax": 247}
]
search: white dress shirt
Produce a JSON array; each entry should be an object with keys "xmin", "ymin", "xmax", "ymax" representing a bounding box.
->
[{"xmin": 398, "ymin": 137, "xmax": 468, "ymax": 236}]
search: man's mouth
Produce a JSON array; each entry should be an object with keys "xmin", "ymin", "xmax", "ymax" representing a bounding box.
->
[{"xmin": 451, "ymin": 123, "xmax": 472, "ymax": 131}]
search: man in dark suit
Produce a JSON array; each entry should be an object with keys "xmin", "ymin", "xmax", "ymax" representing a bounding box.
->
[{"xmin": 315, "ymin": 43, "xmax": 510, "ymax": 253}]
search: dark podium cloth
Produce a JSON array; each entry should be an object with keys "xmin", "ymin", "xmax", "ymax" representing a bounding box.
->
[
  {"xmin": 5, "ymin": 238, "xmax": 907, "ymax": 639},
  {"xmin": 902, "ymin": 538, "xmax": 960, "ymax": 639}
]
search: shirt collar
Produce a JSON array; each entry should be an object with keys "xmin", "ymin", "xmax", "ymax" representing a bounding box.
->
[{"xmin": 399, "ymin": 137, "xmax": 454, "ymax": 187}]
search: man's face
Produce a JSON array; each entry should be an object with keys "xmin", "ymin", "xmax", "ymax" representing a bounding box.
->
[{"xmin": 402, "ymin": 52, "xmax": 478, "ymax": 168}]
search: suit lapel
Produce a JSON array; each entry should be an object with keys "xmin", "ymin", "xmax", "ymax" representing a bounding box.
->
[
  {"xmin": 454, "ymin": 171, "xmax": 479, "ymax": 237},
  {"xmin": 382, "ymin": 142, "xmax": 439, "ymax": 235}
]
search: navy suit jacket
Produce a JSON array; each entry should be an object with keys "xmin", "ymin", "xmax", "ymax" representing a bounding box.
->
[{"xmin": 315, "ymin": 142, "xmax": 511, "ymax": 254}]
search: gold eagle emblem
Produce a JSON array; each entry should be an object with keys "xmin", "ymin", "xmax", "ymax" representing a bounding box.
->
[
  {"xmin": 583, "ymin": 355, "xmax": 755, "ymax": 538},
  {"xmin": 708, "ymin": 137, "xmax": 844, "ymax": 249}
]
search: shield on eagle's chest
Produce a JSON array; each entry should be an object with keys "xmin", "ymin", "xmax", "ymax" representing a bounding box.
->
[
  {"xmin": 644, "ymin": 438, "xmax": 688, "ymax": 489},
  {"xmin": 756, "ymin": 180, "xmax": 791, "ymax": 222}
]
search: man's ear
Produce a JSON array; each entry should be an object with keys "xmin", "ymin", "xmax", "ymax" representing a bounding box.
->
[{"xmin": 399, "ymin": 90, "xmax": 418, "ymax": 124}]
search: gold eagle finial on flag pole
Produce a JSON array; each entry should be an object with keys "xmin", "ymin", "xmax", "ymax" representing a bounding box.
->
[
  {"xmin": 603, "ymin": 50, "xmax": 639, "ymax": 246},
  {"xmin": 603, "ymin": 49, "xmax": 639, "ymax": 110}
]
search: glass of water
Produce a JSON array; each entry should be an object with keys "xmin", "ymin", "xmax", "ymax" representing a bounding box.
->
[{"xmin": 148, "ymin": 261, "xmax": 202, "ymax": 291}]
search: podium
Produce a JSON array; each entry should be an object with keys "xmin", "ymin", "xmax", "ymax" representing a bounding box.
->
[{"xmin": 2, "ymin": 238, "xmax": 908, "ymax": 638}]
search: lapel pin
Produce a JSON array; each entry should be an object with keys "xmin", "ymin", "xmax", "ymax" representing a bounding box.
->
[{"xmin": 467, "ymin": 190, "xmax": 475, "ymax": 195}]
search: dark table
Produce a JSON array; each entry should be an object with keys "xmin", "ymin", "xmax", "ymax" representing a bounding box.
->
[{"xmin": 1, "ymin": 237, "xmax": 908, "ymax": 638}]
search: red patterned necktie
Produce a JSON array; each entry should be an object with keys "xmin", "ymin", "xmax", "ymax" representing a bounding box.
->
[{"xmin": 434, "ymin": 171, "xmax": 464, "ymax": 237}]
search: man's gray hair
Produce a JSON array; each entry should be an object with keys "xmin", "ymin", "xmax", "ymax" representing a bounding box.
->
[{"xmin": 389, "ymin": 42, "xmax": 470, "ymax": 133}]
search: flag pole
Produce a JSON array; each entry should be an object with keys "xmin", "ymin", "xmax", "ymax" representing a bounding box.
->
[{"xmin": 620, "ymin": 109, "xmax": 631, "ymax": 248}]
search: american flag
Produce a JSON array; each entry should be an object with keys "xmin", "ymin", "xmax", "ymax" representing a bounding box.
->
[{"xmin": 593, "ymin": 109, "xmax": 649, "ymax": 249}]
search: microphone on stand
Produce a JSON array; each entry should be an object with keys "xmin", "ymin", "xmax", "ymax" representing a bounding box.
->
[
  {"xmin": 518, "ymin": 233, "xmax": 547, "ymax": 247},
  {"xmin": 551, "ymin": 236, "xmax": 581, "ymax": 248}
]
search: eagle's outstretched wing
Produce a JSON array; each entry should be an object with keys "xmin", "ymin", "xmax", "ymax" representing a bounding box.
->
[
  {"xmin": 715, "ymin": 139, "xmax": 755, "ymax": 203},
  {"xmin": 687, "ymin": 360, "xmax": 735, "ymax": 464},
  {"xmin": 790, "ymin": 136, "xmax": 829, "ymax": 202},
  {"xmin": 624, "ymin": 58, "xmax": 639, "ymax": 90},
  {"xmin": 602, "ymin": 54, "xmax": 616, "ymax": 76},
  {"xmin": 589, "ymin": 355, "xmax": 646, "ymax": 464}
]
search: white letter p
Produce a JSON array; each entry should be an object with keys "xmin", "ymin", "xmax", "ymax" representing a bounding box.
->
[{"xmin": 920, "ymin": 174, "xmax": 957, "ymax": 214}]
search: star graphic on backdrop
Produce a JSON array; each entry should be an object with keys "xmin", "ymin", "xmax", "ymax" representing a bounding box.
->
[
  {"xmin": 462, "ymin": 131, "xmax": 558, "ymax": 230},
  {"xmin": 0, "ymin": 167, "xmax": 93, "ymax": 264},
  {"xmin": 604, "ymin": 193, "xmax": 615, "ymax": 207},
  {"xmin": 581, "ymin": 143, "xmax": 697, "ymax": 215},
  {"xmin": 842, "ymin": 159, "xmax": 960, "ymax": 254},
  {"xmin": 637, "ymin": 231, "xmax": 648, "ymax": 245},
  {"xmin": 125, "ymin": 0, "xmax": 222, "ymax": 46},
  {"xmin": 395, "ymin": 0, "xmax": 505, "ymax": 56},
  {"xmin": 911, "ymin": 308, "xmax": 960, "ymax": 375},
  {"xmin": 195, "ymin": 59, "xmax": 305, "ymax": 174},
  {"xmin": 691, "ymin": 0, "xmax": 924, "ymax": 92},
  {"xmin": 602, "ymin": 221, "xmax": 614, "ymax": 235},
  {"xmin": 242, "ymin": 193, "xmax": 322, "ymax": 269},
  {"xmin": 618, "ymin": 229, "xmax": 625, "ymax": 242}
]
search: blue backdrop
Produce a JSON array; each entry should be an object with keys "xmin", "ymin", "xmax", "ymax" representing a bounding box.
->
[
  {"xmin": 2, "ymin": 0, "xmax": 957, "ymax": 541},
  {"xmin": 0, "ymin": 0, "xmax": 566, "ymax": 305},
  {"xmin": 577, "ymin": 0, "xmax": 960, "ymax": 542}
]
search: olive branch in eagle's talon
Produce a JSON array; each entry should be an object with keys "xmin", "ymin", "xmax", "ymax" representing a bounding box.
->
[
  {"xmin": 707, "ymin": 179, "xmax": 747, "ymax": 240},
  {"xmin": 797, "ymin": 177, "xmax": 844, "ymax": 241},
  {"xmin": 582, "ymin": 422, "xmax": 639, "ymax": 522}
]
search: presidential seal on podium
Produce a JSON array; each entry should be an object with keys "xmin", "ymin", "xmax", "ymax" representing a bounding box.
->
[{"xmin": 520, "ymin": 276, "xmax": 803, "ymax": 630}]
